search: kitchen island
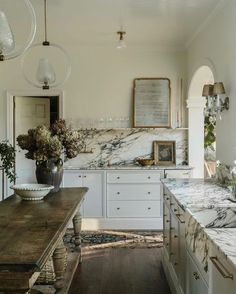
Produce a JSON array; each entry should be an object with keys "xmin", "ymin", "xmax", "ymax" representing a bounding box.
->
[{"xmin": 162, "ymin": 179, "xmax": 236, "ymax": 294}]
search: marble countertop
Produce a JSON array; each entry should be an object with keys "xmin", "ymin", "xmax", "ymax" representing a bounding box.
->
[
  {"xmin": 162, "ymin": 178, "xmax": 236, "ymax": 272},
  {"xmin": 162, "ymin": 178, "xmax": 234, "ymax": 209},
  {"xmin": 64, "ymin": 165, "xmax": 193, "ymax": 171},
  {"xmin": 205, "ymin": 228, "xmax": 236, "ymax": 271}
]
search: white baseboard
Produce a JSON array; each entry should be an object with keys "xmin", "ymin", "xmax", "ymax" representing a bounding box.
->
[{"xmin": 78, "ymin": 217, "xmax": 163, "ymax": 230}]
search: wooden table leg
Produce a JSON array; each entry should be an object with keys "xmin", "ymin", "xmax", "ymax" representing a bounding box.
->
[
  {"xmin": 52, "ymin": 240, "xmax": 67, "ymax": 292},
  {"xmin": 72, "ymin": 212, "xmax": 82, "ymax": 263}
]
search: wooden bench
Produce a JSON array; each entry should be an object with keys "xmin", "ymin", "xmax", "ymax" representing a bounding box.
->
[{"xmin": 0, "ymin": 187, "xmax": 88, "ymax": 293}]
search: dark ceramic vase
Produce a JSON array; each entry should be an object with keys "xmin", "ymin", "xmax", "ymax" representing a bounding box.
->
[{"xmin": 36, "ymin": 158, "xmax": 63, "ymax": 193}]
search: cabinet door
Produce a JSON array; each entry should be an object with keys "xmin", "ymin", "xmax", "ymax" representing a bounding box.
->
[
  {"xmin": 82, "ymin": 173, "xmax": 103, "ymax": 218},
  {"xmin": 187, "ymin": 251, "xmax": 208, "ymax": 294},
  {"xmin": 209, "ymin": 247, "xmax": 236, "ymax": 294},
  {"xmin": 170, "ymin": 212, "xmax": 179, "ymax": 274},
  {"xmin": 163, "ymin": 203, "xmax": 171, "ymax": 257}
]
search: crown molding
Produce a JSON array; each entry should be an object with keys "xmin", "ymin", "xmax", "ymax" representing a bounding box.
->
[{"xmin": 185, "ymin": 0, "xmax": 228, "ymax": 49}]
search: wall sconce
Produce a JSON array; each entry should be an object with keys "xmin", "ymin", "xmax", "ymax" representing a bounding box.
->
[{"xmin": 202, "ymin": 82, "xmax": 229, "ymax": 120}]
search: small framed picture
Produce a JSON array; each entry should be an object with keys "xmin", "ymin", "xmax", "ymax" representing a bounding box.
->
[{"xmin": 153, "ymin": 141, "xmax": 176, "ymax": 166}]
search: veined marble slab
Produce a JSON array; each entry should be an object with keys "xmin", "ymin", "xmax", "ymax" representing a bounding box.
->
[
  {"xmin": 205, "ymin": 228, "xmax": 236, "ymax": 271},
  {"xmin": 64, "ymin": 164, "xmax": 192, "ymax": 170},
  {"xmin": 66, "ymin": 128, "xmax": 188, "ymax": 168},
  {"xmin": 162, "ymin": 179, "xmax": 236, "ymax": 273}
]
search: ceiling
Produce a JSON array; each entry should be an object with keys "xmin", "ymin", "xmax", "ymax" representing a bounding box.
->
[{"xmin": 3, "ymin": 0, "xmax": 223, "ymax": 49}]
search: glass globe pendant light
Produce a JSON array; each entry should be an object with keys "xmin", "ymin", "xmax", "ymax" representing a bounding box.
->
[
  {"xmin": 117, "ymin": 30, "xmax": 126, "ymax": 49},
  {"xmin": 0, "ymin": 0, "xmax": 36, "ymax": 61},
  {"xmin": 21, "ymin": 0, "xmax": 71, "ymax": 90}
]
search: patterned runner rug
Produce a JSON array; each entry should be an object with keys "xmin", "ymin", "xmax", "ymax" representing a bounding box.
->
[{"xmin": 64, "ymin": 230, "xmax": 163, "ymax": 250}]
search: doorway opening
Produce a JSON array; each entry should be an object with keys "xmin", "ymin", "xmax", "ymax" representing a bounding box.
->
[
  {"xmin": 7, "ymin": 91, "xmax": 63, "ymax": 187},
  {"xmin": 188, "ymin": 65, "xmax": 215, "ymax": 178}
]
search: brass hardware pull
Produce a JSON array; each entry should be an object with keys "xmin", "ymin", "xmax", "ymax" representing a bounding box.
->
[
  {"xmin": 83, "ymin": 175, "xmax": 87, "ymax": 178},
  {"xmin": 174, "ymin": 235, "xmax": 178, "ymax": 238},
  {"xmin": 166, "ymin": 220, "xmax": 170, "ymax": 223},
  {"xmin": 193, "ymin": 272, "xmax": 200, "ymax": 280},
  {"xmin": 117, "ymin": 176, "xmax": 120, "ymax": 179},
  {"xmin": 147, "ymin": 176, "xmax": 151, "ymax": 179},
  {"xmin": 175, "ymin": 213, "xmax": 185, "ymax": 224},
  {"xmin": 148, "ymin": 192, "xmax": 151, "ymax": 194},
  {"xmin": 148, "ymin": 207, "xmax": 151, "ymax": 210},
  {"xmin": 174, "ymin": 208, "xmax": 178, "ymax": 212},
  {"xmin": 210, "ymin": 256, "xmax": 233, "ymax": 280},
  {"xmin": 117, "ymin": 207, "xmax": 120, "ymax": 210},
  {"xmin": 166, "ymin": 197, "xmax": 170, "ymax": 200},
  {"xmin": 117, "ymin": 192, "xmax": 120, "ymax": 195},
  {"xmin": 78, "ymin": 175, "xmax": 82, "ymax": 178}
]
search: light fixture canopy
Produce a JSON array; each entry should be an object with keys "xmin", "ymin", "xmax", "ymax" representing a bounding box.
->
[
  {"xmin": 117, "ymin": 30, "xmax": 126, "ymax": 49},
  {"xmin": 21, "ymin": 0, "xmax": 71, "ymax": 90},
  {"xmin": 0, "ymin": 0, "xmax": 36, "ymax": 61}
]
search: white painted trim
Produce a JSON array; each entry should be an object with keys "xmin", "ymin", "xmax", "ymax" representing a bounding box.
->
[
  {"xmin": 187, "ymin": 97, "xmax": 206, "ymax": 109},
  {"xmin": 185, "ymin": 0, "xmax": 228, "ymax": 49},
  {"xmin": 79, "ymin": 217, "xmax": 163, "ymax": 230}
]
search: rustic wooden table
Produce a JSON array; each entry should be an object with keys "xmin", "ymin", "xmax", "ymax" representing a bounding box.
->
[{"xmin": 0, "ymin": 187, "xmax": 88, "ymax": 294}]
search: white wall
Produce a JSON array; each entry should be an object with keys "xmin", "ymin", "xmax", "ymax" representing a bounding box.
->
[
  {"xmin": 0, "ymin": 46, "xmax": 186, "ymax": 140},
  {"xmin": 187, "ymin": 0, "xmax": 236, "ymax": 165}
]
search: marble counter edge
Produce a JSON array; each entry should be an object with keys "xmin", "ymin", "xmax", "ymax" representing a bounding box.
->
[{"xmin": 63, "ymin": 165, "xmax": 193, "ymax": 171}]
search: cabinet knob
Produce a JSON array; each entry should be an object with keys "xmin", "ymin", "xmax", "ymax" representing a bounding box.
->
[
  {"xmin": 166, "ymin": 197, "xmax": 170, "ymax": 200},
  {"xmin": 174, "ymin": 235, "xmax": 178, "ymax": 239},
  {"xmin": 117, "ymin": 207, "xmax": 120, "ymax": 210},
  {"xmin": 117, "ymin": 192, "xmax": 120, "ymax": 195},
  {"xmin": 166, "ymin": 220, "xmax": 170, "ymax": 223},
  {"xmin": 83, "ymin": 175, "xmax": 87, "ymax": 178},
  {"xmin": 148, "ymin": 207, "xmax": 151, "ymax": 210},
  {"xmin": 147, "ymin": 176, "xmax": 151, "ymax": 179},
  {"xmin": 78, "ymin": 175, "xmax": 82, "ymax": 178},
  {"xmin": 174, "ymin": 208, "xmax": 178, "ymax": 212},
  {"xmin": 148, "ymin": 192, "xmax": 151, "ymax": 195}
]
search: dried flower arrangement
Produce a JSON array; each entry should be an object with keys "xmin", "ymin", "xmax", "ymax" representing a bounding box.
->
[{"xmin": 17, "ymin": 119, "xmax": 83, "ymax": 162}]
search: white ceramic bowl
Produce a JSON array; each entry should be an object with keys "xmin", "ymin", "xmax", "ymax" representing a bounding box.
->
[{"xmin": 11, "ymin": 184, "xmax": 54, "ymax": 201}]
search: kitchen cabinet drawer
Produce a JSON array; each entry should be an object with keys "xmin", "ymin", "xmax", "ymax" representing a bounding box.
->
[
  {"xmin": 209, "ymin": 245, "xmax": 236, "ymax": 294},
  {"xmin": 108, "ymin": 200, "xmax": 161, "ymax": 218},
  {"xmin": 107, "ymin": 183, "xmax": 161, "ymax": 201},
  {"xmin": 107, "ymin": 171, "xmax": 162, "ymax": 183},
  {"xmin": 187, "ymin": 251, "xmax": 208, "ymax": 294},
  {"xmin": 165, "ymin": 169, "xmax": 192, "ymax": 179}
]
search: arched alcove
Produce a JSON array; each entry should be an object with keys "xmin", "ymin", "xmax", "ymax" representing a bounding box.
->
[{"xmin": 187, "ymin": 65, "xmax": 215, "ymax": 178}]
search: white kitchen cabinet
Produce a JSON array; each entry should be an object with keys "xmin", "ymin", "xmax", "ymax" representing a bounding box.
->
[
  {"xmin": 186, "ymin": 250, "xmax": 208, "ymax": 294},
  {"xmin": 165, "ymin": 169, "xmax": 192, "ymax": 179},
  {"xmin": 209, "ymin": 245, "xmax": 236, "ymax": 294},
  {"xmin": 107, "ymin": 170, "xmax": 163, "ymax": 223},
  {"xmin": 63, "ymin": 170, "xmax": 104, "ymax": 218}
]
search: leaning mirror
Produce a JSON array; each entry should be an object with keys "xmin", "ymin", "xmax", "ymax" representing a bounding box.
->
[{"xmin": 133, "ymin": 78, "xmax": 171, "ymax": 128}]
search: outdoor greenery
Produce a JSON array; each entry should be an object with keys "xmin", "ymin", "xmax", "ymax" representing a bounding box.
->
[
  {"xmin": 0, "ymin": 141, "xmax": 16, "ymax": 183},
  {"xmin": 204, "ymin": 116, "xmax": 216, "ymax": 150}
]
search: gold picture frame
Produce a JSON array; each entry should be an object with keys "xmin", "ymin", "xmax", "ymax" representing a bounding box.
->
[{"xmin": 153, "ymin": 141, "xmax": 176, "ymax": 166}]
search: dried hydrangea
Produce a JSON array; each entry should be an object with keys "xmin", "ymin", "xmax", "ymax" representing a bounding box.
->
[{"xmin": 17, "ymin": 120, "xmax": 82, "ymax": 162}]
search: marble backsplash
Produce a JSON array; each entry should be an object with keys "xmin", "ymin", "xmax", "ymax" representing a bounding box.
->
[{"xmin": 65, "ymin": 128, "xmax": 188, "ymax": 168}]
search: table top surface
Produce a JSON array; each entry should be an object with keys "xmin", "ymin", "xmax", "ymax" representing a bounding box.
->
[{"xmin": 0, "ymin": 187, "xmax": 87, "ymax": 272}]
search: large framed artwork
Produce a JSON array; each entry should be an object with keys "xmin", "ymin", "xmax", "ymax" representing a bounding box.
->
[
  {"xmin": 133, "ymin": 78, "xmax": 171, "ymax": 128},
  {"xmin": 153, "ymin": 140, "xmax": 176, "ymax": 166}
]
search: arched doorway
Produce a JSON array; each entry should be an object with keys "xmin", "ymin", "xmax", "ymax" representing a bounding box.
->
[{"xmin": 188, "ymin": 65, "xmax": 215, "ymax": 178}]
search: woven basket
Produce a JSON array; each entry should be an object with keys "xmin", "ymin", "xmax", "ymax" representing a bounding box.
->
[{"xmin": 36, "ymin": 248, "xmax": 68, "ymax": 285}]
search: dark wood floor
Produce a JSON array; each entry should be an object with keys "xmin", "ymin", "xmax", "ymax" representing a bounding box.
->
[{"xmin": 68, "ymin": 248, "xmax": 171, "ymax": 294}]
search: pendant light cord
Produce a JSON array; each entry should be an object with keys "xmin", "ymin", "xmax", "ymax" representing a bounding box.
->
[{"xmin": 43, "ymin": 0, "xmax": 50, "ymax": 45}]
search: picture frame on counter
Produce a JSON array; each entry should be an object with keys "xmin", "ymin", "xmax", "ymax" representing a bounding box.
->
[{"xmin": 153, "ymin": 140, "xmax": 176, "ymax": 166}]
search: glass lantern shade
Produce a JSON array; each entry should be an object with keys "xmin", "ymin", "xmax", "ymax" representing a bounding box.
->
[
  {"xmin": 0, "ymin": 11, "xmax": 15, "ymax": 54},
  {"xmin": 0, "ymin": 0, "xmax": 36, "ymax": 61},
  {"xmin": 37, "ymin": 58, "xmax": 56, "ymax": 86},
  {"xmin": 117, "ymin": 39, "xmax": 127, "ymax": 49}
]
